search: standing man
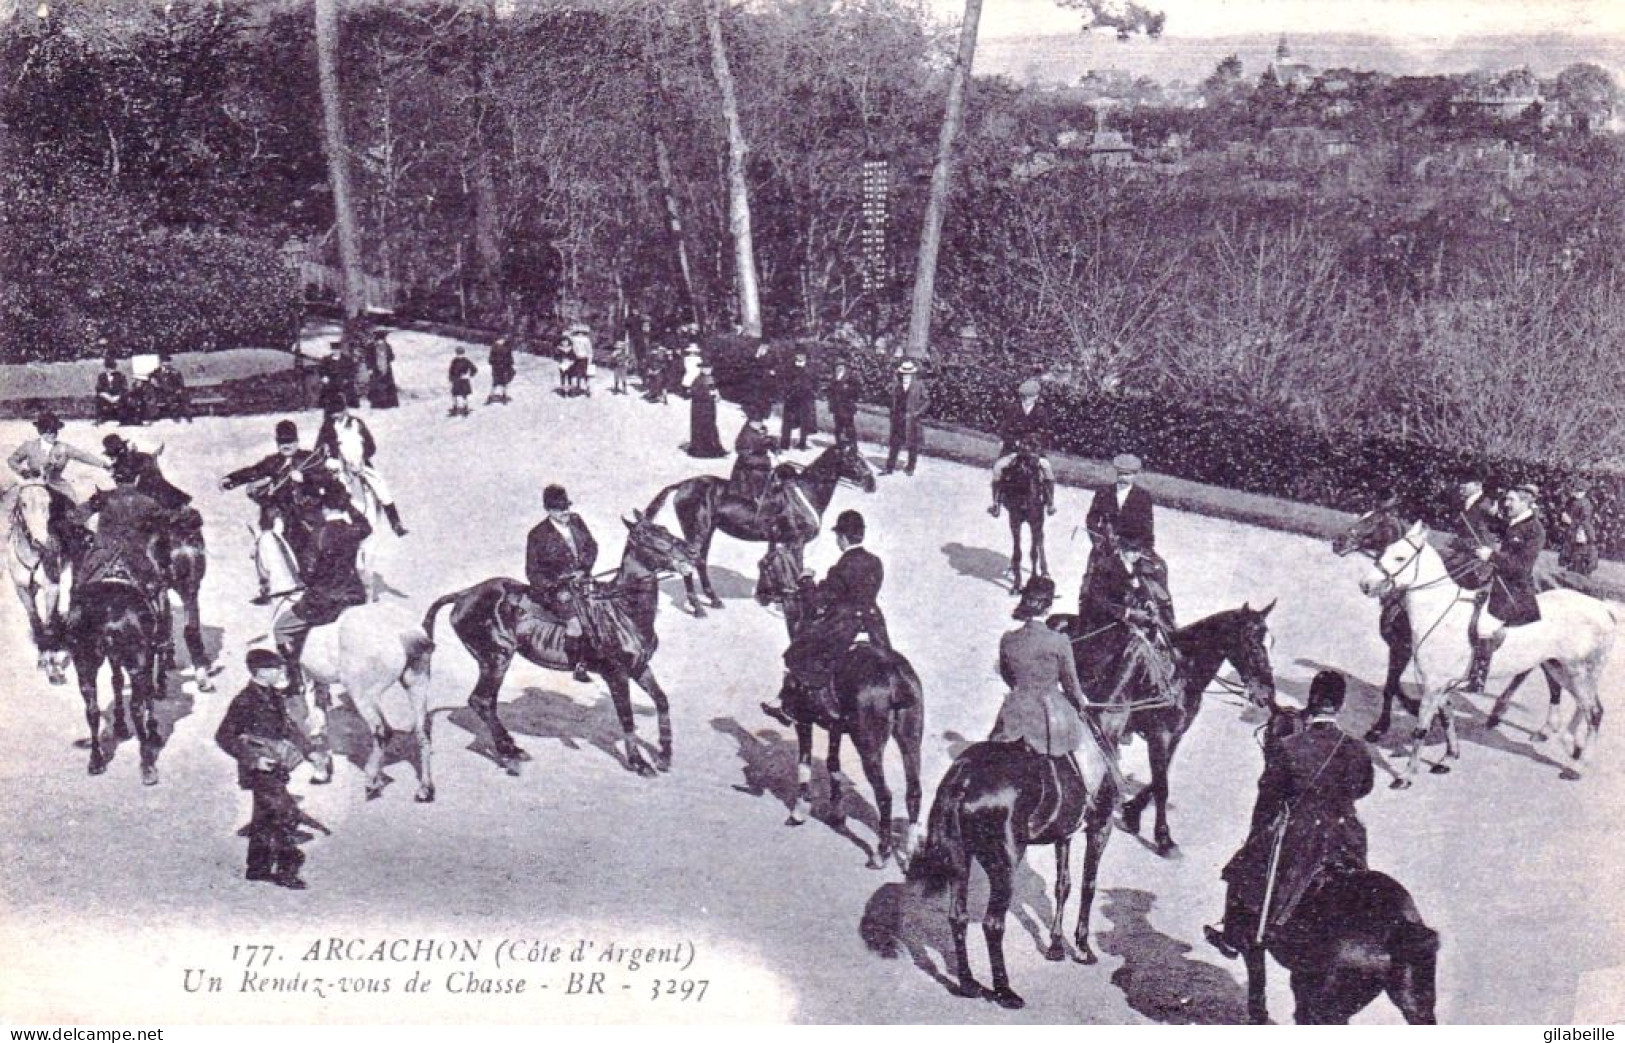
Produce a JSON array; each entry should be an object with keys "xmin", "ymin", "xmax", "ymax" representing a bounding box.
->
[
  {"xmin": 487, "ymin": 336, "xmax": 516, "ymax": 405},
  {"xmin": 526, "ymin": 484, "xmax": 599, "ymax": 684},
  {"xmin": 1205, "ymin": 670, "xmax": 1374, "ymax": 958},
  {"xmin": 826, "ymin": 356, "xmax": 860, "ymax": 449},
  {"xmin": 316, "ymin": 401, "xmax": 408, "ymax": 537},
  {"xmin": 147, "ymin": 354, "xmax": 192, "ymax": 423},
  {"xmin": 644, "ymin": 338, "xmax": 672, "ymax": 405},
  {"xmin": 215, "ymin": 648, "xmax": 311, "ymax": 889},
  {"xmin": 94, "ymin": 355, "xmax": 128, "ymax": 425},
  {"xmin": 766, "ymin": 509, "xmax": 893, "ymax": 724},
  {"xmin": 1084, "ymin": 453, "xmax": 1155, "ymax": 575},
  {"xmin": 883, "ymin": 359, "xmax": 929, "ymax": 476},
  {"xmin": 1557, "ymin": 480, "xmax": 1597, "ymax": 577},
  {"xmin": 368, "ymin": 331, "xmax": 400, "ymax": 409},
  {"xmin": 779, "ymin": 346, "xmax": 819, "ymax": 452},
  {"xmin": 1465, "ymin": 482, "xmax": 1545, "ymax": 692}
]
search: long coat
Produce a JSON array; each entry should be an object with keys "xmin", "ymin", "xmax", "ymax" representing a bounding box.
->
[
  {"xmin": 295, "ymin": 511, "xmax": 372, "ymax": 626},
  {"xmin": 687, "ymin": 375, "xmax": 727, "ymax": 458},
  {"xmin": 992, "ymin": 620, "xmax": 1087, "ymax": 756},
  {"xmin": 827, "ymin": 376, "xmax": 859, "ymax": 429},
  {"xmin": 1444, "ymin": 494, "xmax": 1503, "ymax": 588},
  {"xmin": 1487, "ymin": 513, "xmax": 1544, "ymax": 626},
  {"xmin": 1558, "ymin": 495, "xmax": 1597, "ymax": 576},
  {"xmin": 730, "ymin": 422, "xmax": 777, "ymax": 500},
  {"xmin": 998, "ymin": 399, "xmax": 1052, "ymax": 455},
  {"xmin": 780, "ymin": 363, "xmax": 819, "ymax": 433},
  {"xmin": 489, "ymin": 342, "xmax": 516, "ymax": 387},
  {"xmin": 525, "ymin": 515, "xmax": 598, "ymax": 600},
  {"xmin": 1223, "ymin": 717, "xmax": 1375, "ymax": 928},
  {"xmin": 784, "ymin": 546, "xmax": 888, "ymax": 687},
  {"xmin": 1086, "ymin": 484, "xmax": 1155, "ymax": 549}
]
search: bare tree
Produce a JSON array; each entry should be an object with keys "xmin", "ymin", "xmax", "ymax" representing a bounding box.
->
[{"xmin": 314, "ymin": 0, "xmax": 365, "ymax": 318}]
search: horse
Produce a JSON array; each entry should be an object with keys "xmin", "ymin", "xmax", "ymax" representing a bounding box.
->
[
  {"xmin": 904, "ymin": 690, "xmax": 1132, "ymax": 1008},
  {"xmin": 644, "ymin": 442, "xmax": 876, "ymax": 617},
  {"xmin": 1046, "ymin": 603, "xmax": 1279, "ymax": 856},
  {"xmin": 7, "ymin": 483, "xmax": 71, "ymax": 683},
  {"xmin": 756, "ymin": 556, "xmax": 924, "ymax": 868},
  {"xmin": 1334, "ymin": 506, "xmax": 1559, "ymax": 742},
  {"xmin": 1360, "ymin": 521, "xmax": 1616, "ymax": 787},
  {"xmin": 65, "ymin": 579, "xmax": 168, "ymax": 783},
  {"xmin": 989, "ymin": 448, "xmax": 1053, "ymax": 594},
  {"xmin": 287, "ymin": 600, "xmax": 439, "ymax": 801},
  {"xmin": 422, "ymin": 511, "xmax": 697, "ymax": 778},
  {"xmin": 1235, "ymin": 704, "xmax": 1440, "ymax": 1024},
  {"xmin": 165, "ymin": 512, "xmax": 216, "ymax": 692}
]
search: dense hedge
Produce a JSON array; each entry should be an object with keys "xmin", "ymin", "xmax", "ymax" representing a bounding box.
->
[
  {"xmin": 0, "ymin": 178, "xmax": 301, "ymax": 363},
  {"xmin": 703, "ymin": 334, "xmax": 1622, "ymax": 561}
]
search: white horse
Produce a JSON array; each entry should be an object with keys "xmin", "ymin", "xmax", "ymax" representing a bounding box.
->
[
  {"xmin": 277, "ymin": 601, "xmax": 438, "ymax": 802},
  {"xmin": 7, "ymin": 483, "xmax": 71, "ymax": 683},
  {"xmin": 1360, "ymin": 521, "xmax": 1616, "ymax": 788}
]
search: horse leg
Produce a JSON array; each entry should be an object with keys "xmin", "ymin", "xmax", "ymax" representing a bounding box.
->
[
  {"xmin": 468, "ymin": 647, "xmax": 524, "ymax": 772},
  {"xmin": 134, "ymin": 653, "xmax": 163, "ymax": 786},
  {"xmin": 1045, "ymin": 839, "xmax": 1072, "ymax": 961},
  {"xmin": 1244, "ymin": 945, "xmax": 1270, "ymax": 1024},
  {"xmin": 1537, "ymin": 661, "xmax": 1566, "ymax": 745},
  {"xmin": 948, "ymin": 857, "xmax": 980, "ymax": 1000},
  {"xmin": 13, "ymin": 579, "xmax": 46, "ymax": 662},
  {"xmin": 1032, "ymin": 515, "xmax": 1049, "ymax": 579},
  {"xmin": 1487, "ymin": 669, "xmax": 1531, "ymax": 732},
  {"xmin": 787, "ymin": 722, "xmax": 815, "ymax": 826},
  {"xmin": 606, "ymin": 671, "xmax": 656, "ymax": 778},
  {"xmin": 1367, "ymin": 636, "xmax": 1408, "ymax": 740},
  {"xmin": 981, "ymin": 851, "xmax": 1024, "ymax": 1009},
  {"xmin": 855, "ymin": 731, "xmax": 893, "ymax": 869},
  {"xmin": 698, "ymin": 530, "xmax": 724, "ymax": 609},
  {"xmin": 1072, "ymin": 785, "xmax": 1116, "ymax": 964},
  {"xmin": 826, "ymin": 728, "xmax": 849, "ymax": 827},
  {"xmin": 896, "ymin": 706, "xmax": 925, "ymax": 866},
  {"xmin": 77, "ymin": 655, "xmax": 107, "ymax": 776},
  {"xmin": 634, "ymin": 666, "xmax": 673, "ymax": 772},
  {"xmin": 1149, "ymin": 726, "xmax": 1182, "ymax": 855},
  {"xmin": 1302, "ymin": 963, "xmax": 1384, "ymax": 1025},
  {"xmin": 1006, "ymin": 514, "xmax": 1022, "ymax": 593},
  {"xmin": 179, "ymin": 588, "xmax": 213, "ymax": 692},
  {"xmin": 110, "ymin": 662, "xmax": 132, "ymax": 743}
]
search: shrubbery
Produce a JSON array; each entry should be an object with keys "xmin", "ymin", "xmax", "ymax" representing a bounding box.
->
[{"xmin": 0, "ymin": 176, "xmax": 300, "ymax": 363}]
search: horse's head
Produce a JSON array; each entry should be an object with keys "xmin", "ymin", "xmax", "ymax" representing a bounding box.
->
[
  {"xmin": 816, "ymin": 443, "xmax": 877, "ymax": 493},
  {"xmin": 1359, "ymin": 520, "xmax": 1433, "ymax": 599},
  {"xmin": 1332, "ymin": 506, "xmax": 1406, "ymax": 559},
  {"xmin": 1223, "ymin": 600, "xmax": 1278, "ymax": 708},
  {"xmin": 623, "ymin": 510, "xmax": 696, "ymax": 579},
  {"xmin": 14, "ymin": 483, "xmax": 55, "ymax": 549}
]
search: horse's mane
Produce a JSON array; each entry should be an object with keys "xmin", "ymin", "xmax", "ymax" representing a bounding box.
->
[{"xmin": 1172, "ymin": 604, "xmax": 1249, "ymax": 643}]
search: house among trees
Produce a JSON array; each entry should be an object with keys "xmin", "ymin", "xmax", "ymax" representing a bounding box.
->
[{"xmin": 1268, "ymin": 36, "xmax": 1316, "ymax": 90}]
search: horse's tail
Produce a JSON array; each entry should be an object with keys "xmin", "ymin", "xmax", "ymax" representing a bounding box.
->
[
  {"xmin": 420, "ymin": 588, "xmax": 465, "ymax": 643},
  {"xmin": 400, "ymin": 626, "xmax": 436, "ymax": 686},
  {"xmin": 907, "ymin": 760, "xmax": 968, "ymax": 897}
]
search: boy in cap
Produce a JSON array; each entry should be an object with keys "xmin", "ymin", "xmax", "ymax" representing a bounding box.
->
[
  {"xmin": 448, "ymin": 346, "xmax": 478, "ymax": 416},
  {"xmin": 215, "ymin": 648, "xmax": 310, "ymax": 889},
  {"xmin": 883, "ymin": 359, "xmax": 929, "ymax": 476}
]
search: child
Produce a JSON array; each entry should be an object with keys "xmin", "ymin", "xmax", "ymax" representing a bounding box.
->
[
  {"xmin": 609, "ymin": 332, "xmax": 631, "ymax": 395},
  {"xmin": 448, "ymin": 346, "xmax": 478, "ymax": 416},
  {"xmin": 215, "ymin": 648, "xmax": 310, "ymax": 889}
]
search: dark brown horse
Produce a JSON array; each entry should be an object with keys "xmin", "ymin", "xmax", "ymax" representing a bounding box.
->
[
  {"xmin": 1047, "ymin": 603, "xmax": 1279, "ymax": 856},
  {"xmin": 644, "ymin": 443, "xmax": 875, "ymax": 616},
  {"xmin": 989, "ymin": 446, "xmax": 1053, "ymax": 593},
  {"xmin": 1238, "ymin": 705, "xmax": 1440, "ymax": 1024},
  {"xmin": 421, "ymin": 512, "xmax": 697, "ymax": 778},
  {"xmin": 66, "ymin": 579, "xmax": 168, "ymax": 784}
]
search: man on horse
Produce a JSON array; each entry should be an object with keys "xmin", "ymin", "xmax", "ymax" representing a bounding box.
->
[
  {"xmin": 1465, "ymin": 482, "xmax": 1545, "ymax": 694},
  {"xmin": 222, "ymin": 420, "xmax": 329, "ymax": 603},
  {"xmin": 764, "ymin": 510, "xmax": 895, "ymax": 726},
  {"xmin": 989, "ymin": 434, "xmax": 1055, "ymax": 521},
  {"xmin": 272, "ymin": 481, "xmax": 374, "ymax": 701},
  {"xmin": 1441, "ymin": 475, "xmax": 1502, "ymax": 588},
  {"xmin": 1085, "ymin": 453, "xmax": 1155, "ymax": 567},
  {"xmin": 1206, "ymin": 670, "xmax": 1375, "ymax": 959},
  {"xmin": 316, "ymin": 400, "xmax": 408, "ymax": 537},
  {"xmin": 103, "ymin": 435, "xmax": 191, "ymax": 510},
  {"xmin": 1075, "ymin": 533, "xmax": 1179, "ymax": 703},
  {"xmin": 7, "ymin": 411, "xmax": 110, "ymax": 553},
  {"xmin": 71, "ymin": 465, "xmax": 175, "ymax": 654},
  {"xmin": 989, "ymin": 379, "xmax": 1056, "ymax": 517},
  {"xmin": 526, "ymin": 484, "xmax": 599, "ymax": 684}
]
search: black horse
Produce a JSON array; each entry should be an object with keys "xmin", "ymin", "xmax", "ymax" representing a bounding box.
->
[
  {"xmin": 756, "ymin": 556, "xmax": 925, "ymax": 869},
  {"xmin": 1237, "ymin": 706, "xmax": 1440, "ymax": 1024},
  {"xmin": 1047, "ymin": 603, "xmax": 1280, "ymax": 856},
  {"xmin": 66, "ymin": 579, "xmax": 168, "ymax": 784},
  {"xmin": 1331, "ymin": 506, "xmax": 1556, "ymax": 740},
  {"xmin": 644, "ymin": 443, "xmax": 876, "ymax": 617},
  {"xmin": 988, "ymin": 446, "xmax": 1053, "ymax": 594},
  {"xmin": 422, "ymin": 512, "xmax": 697, "ymax": 778}
]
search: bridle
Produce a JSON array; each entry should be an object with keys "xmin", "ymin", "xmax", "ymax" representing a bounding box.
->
[{"xmin": 1366, "ymin": 531, "xmax": 1453, "ymax": 599}]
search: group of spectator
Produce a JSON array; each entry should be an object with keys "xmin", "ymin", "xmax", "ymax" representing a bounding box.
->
[{"xmin": 93, "ymin": 352, "xmax": 192, "ymax": 426}]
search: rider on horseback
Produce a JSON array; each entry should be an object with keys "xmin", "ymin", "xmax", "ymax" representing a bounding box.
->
[
  {"xmin": 103, "ymin": 435, "xmax": 191, "ymax": 509},
  {"xmin": 70, "ymin": 465, "xmax": 175, "ymax": 656},
  {"xmin": 1465, "ymin": 483, "xmax": 1544, "ymax": 694},
  {"xmin": 989, "ymin": 434, "xmax": 1056, "ymax": 521},
  {"xmin": 222, "ymin": 420, "xmax": 329, "ymax": 604},
  {"xmin": 989, "ymin": 380, "xmax": 1057, "ymax": 518},
  {"xmin": 763, "ymin": 510, "xmax": 895, "ymax": 726},
  {"xmin": 526, "ymin": 484, "xmax": 599, "ymax": 684},
  {"xmin": 1441, "ymin": 475, "xmax": 1503, "ymax": 588},
  {"xmin": 316, "ymin": 400, "xmax": 408, "ymax": 537},
  {"xmin": 1206, "ymin": 670, "xmax": 1375, "ymax": 959},
  {"xmin": 7, "ymin": 411, "xmax": 111, "ymax": 554},
  {"xmin": 272, "ymin": 481, "xmax": 373, "ymax": 701},
  {"xmin": 990, "ymin": 576, "xmax": 1090, "ymax": 756},
  {"xmin": 1076, "ymin": 534, "xmax": 1178, "ymax": 698},
  {"xmin": 730, "ymin": 404, "xmax": 781, "ymax": 512}
]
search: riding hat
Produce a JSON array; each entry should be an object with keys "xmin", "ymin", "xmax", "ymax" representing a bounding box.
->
[
  {"xmin": 1012, "ymin": 575, "xmax": 1057, "ymax": 621},
  {"xmin": 543, "ymin": 484, "xmax": 572, "ymax": 511},
  {"xmin": 34, "ymin": 411, "xmax": 63, "ymax": 435},
  {"xmin": 246, "ymin": 648, "xmax": 285, "ymax": 672},
  {"xmin": 275, "ymin": 420, "xmax": 299, "ymax": 445},
  {"xmin": 102, "ymin": 434, "xmax": 128, "ymax": 457},
  {"xmin": 1018, "ymin": 378, "xmax": 1041, "ymax": 397},
  {"xmin": 896, "ymin": 359, "xmax": 920, "ymax": 375},
  {"xmin": 1112, "ymin": 453, "xmax": 1143, "ymax": 475},
  {"xmin": 1305, "ymin": 670, "xmax": 1347, "ymax": 716},
  {"xmin": 833, "ymin": 509, "xmax": 865, "ymax": 541}
]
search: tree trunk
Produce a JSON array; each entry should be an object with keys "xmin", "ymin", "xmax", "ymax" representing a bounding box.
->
[
  {"xmin": 651, "ymin": 128, "xmax": 704, "ymax": 329},
  {"xmin": 905, "ymin": 0, "xmax": 982, "ymax": 360},
  {"xmin": 699, "ymin": 0, "xmax": 761, "ymax": 338},
  {"xmin": 314, "ymin": 0, "xmax": 366, "ymax": 319}
]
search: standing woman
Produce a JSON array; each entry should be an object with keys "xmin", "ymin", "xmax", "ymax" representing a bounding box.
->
[
  {"xmin": 687, "ymin": 359, "xmax": 727, "ymax": 459},
  {"xmin": 368, "ymin": 332, "xmax": 399, "ymax": 409},
  {"xmin": 487, "ymin": 336, "xmax": 516, "ymax": 404}
]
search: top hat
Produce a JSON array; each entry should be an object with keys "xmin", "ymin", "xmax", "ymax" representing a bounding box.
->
[
  {"xmin": 1306, "ymin": 670, "xmax": 1347, "ymax": 715},
  {"xmin": 34, "ymin": 411, "xmax": 63, "ymax": 435},
  {"xmin": 1111, "ymin": 453, "xmax": 1143, "ymax": 475},
  {"xmin": 274, "ymin": 420, "xmax": 299, "ymax": 444},
  {"xmin": 896, "ymin": 359, "xmax": 920, "ymax": 375},
  {"xmin": 1012, "ymin": 575, "xmax": 1057, "ymax": 621},
  {"xmin": 543, "ymin": 484, "xmax": 572, "ymax": 511}
]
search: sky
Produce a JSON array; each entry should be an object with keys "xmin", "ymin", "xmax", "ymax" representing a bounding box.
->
[{"xmin": 938, "ymin": 0, "xmax": 1625, "ymax": 40}]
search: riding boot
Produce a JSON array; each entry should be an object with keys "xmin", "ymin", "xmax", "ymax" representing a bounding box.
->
[
  {"xmin": 760, "ymin": 674, "xmax": 796, "ymax": 726},
  {"xmin": 565, "ymin": 636, "xmax": 592, "ymax": 683},
  {"xmin": 383, "ymin": 502, "xmax": 408, "ymax": 537},
  {"xmin": 988, "ymin": 480, "xmax": 1001, "ymax": 517},
  {"xmin": 1466, "ymin": 630, "xmax": 1506, "ymax": 694}
]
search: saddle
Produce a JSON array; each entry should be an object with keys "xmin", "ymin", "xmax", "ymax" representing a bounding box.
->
[
  {"xmin": 499, "ymin": 585, "xmax": 651, "ymax": 674},
  {"xmin": 1020, "ymin": 748, "xmax": 1090, "ymax": 843}
]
